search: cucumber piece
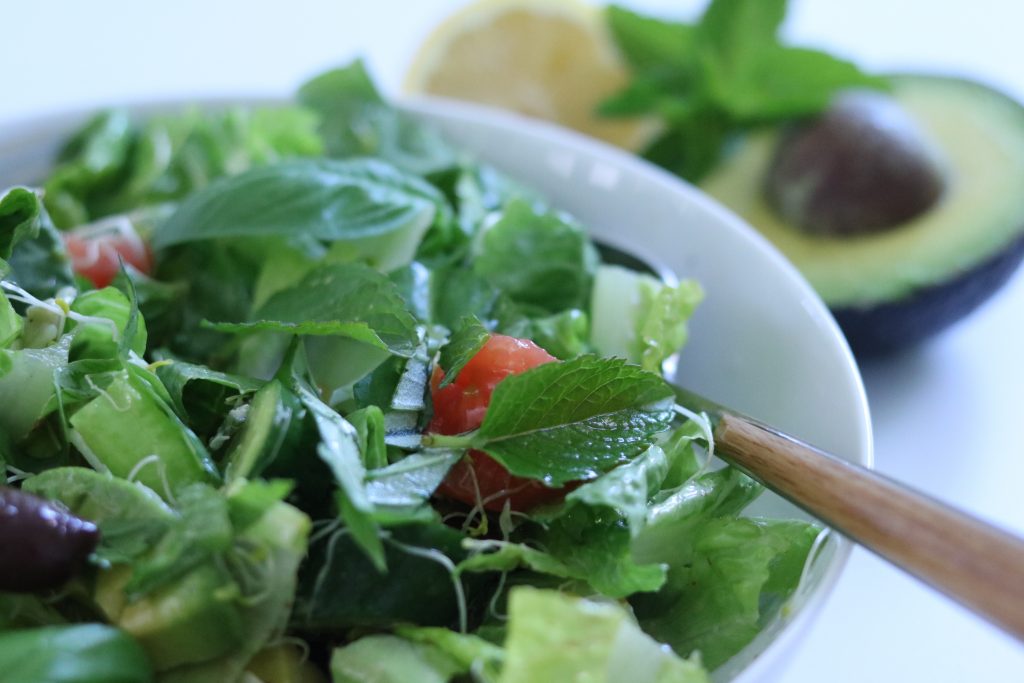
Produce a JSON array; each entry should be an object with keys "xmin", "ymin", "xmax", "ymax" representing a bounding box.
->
[
  {"xmin": 69, "ymin": 370, "xmax": 218, "ymax": 499},
  {"xmin": 589, "ymin": 264, "xmax": 660, "ymax": 363}
]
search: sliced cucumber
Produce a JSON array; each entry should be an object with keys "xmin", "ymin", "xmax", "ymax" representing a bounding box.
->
[{"xmin": 69, "ymin": 370, "xmax": 218, "ymax": 498}]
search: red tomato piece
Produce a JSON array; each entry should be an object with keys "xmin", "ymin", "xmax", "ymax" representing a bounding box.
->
[
  {"xmin": 429, "ymin": 334, "xmax": 570, "ymax": 511},
  {"xmin": 64, "ymin": 221, "xmax": 152, "ymax": 289}
]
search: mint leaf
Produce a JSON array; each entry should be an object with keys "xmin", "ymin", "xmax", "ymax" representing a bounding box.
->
[
  {"xmin": 472, "ymin": 356, "xmax": 674, "ymax": 485},
  {"xmin": 711, "ymin": 46, "xmax": 889, "ymax": 120},
  {"xmin": 601, "ymin": 0, "xmax": 886, "ymax": 182},
  {"xmin": 208, "ymin": 263, "xmax": 419, "ymax": 357},
  {"xmin": 438, "ymin": 315, "xmax": 489, "ymax": 388},
  {"xmin": 153, "ymin": 158, "xmax": 443, "ymax": 249},
  {"xmin": 696, "ymin": 0, "xmax": 787, "ymax": 76},
  {"xmin": 606, "ymin": 6, "xmax": 695, "ymax": 73},
  {"xmin": 474, "ymin": 200, "xmax": 598, "ymax": 314}
]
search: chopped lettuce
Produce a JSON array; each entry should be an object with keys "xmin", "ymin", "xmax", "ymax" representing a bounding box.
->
[{"xmin": 499, "ymin": 588, "xmax": 708, "ymax": 683}]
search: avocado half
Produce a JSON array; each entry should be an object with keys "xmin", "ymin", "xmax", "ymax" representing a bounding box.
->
[{"xmin": 700, "ymin": 75, "xmax": 1024, "ymax": 356}]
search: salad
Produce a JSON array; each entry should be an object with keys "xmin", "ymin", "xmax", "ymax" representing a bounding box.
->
[{"xmin": 0, "ymin": 61, "xmax": 821, "ymax": 683}]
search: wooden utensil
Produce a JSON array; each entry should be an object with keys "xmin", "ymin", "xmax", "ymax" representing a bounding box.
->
[{"xmin": 674, "ymin": 383, "xmax": 1024, "ymax": 642}]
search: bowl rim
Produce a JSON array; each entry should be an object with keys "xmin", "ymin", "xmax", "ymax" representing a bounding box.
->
[{"xmin": 0, "ymin": 93, "xmax": 874, "ymax": 682}]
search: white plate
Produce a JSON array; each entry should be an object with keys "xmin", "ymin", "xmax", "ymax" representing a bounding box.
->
[{"xmin": 0, "ymin": 96, "xmax": 873, "ymax": 682}]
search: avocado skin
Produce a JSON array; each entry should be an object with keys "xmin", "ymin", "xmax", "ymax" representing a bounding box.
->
[{"xmin": 833, "ymin": 228, "xmax": 1024, "ymax": 356}]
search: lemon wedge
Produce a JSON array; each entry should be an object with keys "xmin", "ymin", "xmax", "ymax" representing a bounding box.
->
[{"xmin": 404, "ymin": 0, "xmax": 657, "ymax": 150}]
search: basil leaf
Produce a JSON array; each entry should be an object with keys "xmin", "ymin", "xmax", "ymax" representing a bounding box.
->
[
  {"xmin": 155, "ymin": 361, "xmax": 263, "ymax": 440},
  {"xmin": 209, "ymin": 263, "xmax": 419, "ymax": 358},
  {"xmin": 0, "ymin": 188, "xmax": 74, "ymax": 300},
  {"xmin": 153, "ymin": 158, "xmax": 443, "ymax": 249},
  {"xmin": 299, "ymin": 60, "xmax": 458, "ymax": 176},
  {"xmin": 43, "ymin": 110, "xmax": 134, "ymax": 228},
  {"xmin": 437, "ymin": 316, "xmax": 489, "ymax": 388},
  {"xmin": 471, "ymin": 356, "xmax": 674, "ymax": 485},
  {"xmin": 473, "ymin": 200, "xmax": 598, "ymax": 314},
  {"xmin": 0, "ymin": 187, "xmax": 39, "ymax": 260},
  {"xmin": 0, "ymin": 624, "xmax": 153, "ymax": 683}
]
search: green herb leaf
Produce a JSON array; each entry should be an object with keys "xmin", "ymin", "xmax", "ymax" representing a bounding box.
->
[
  {"xmin": 209, "ymin": 263, "xmax": 419, "ymax": 357},
  {"xmin": 601, "ymin": 0, "xmax": 887, "ymax": 182},
  {"xmin": 299, "ymin": 60, "xmax": 458, "ymax": 176},
  {"xmin": 0, "ymin": 188, "xmax": 74, "ymax": 299},
  {"xmin": 294, "ymin": 378, "xmax": 385, "ymax": 570},
  {"xmin": 471, "ymin": 356, "xmax": 674, "ymax": 485},
  {"xmin": 125, "ymin": 482, "xmax": 233, "ymax": 597},
  {"xmin": 709, "ymin": 46, "xmax": 889, "ymax": 120},
  {"xmin": 365, "ymin": 450, "xmax": 461, "ymax": 524},
  {"xmin": 438, "ymin": 315, "xmax": 489, "ymax": 388},
  {"xmin": 696, "ymin": 0, "xmax": 788, "ymax": 78},
  {"xmin": 155, "ymin": 361, "xmax": 263, "ymax": 439},
  {"xmin": 606, "ymin": 5, "xmax": 695, "ymax": 73},
  {"xmin": 24, "ymin": 467, "xmax": 175, "ymax": 564},
  {"xmin": 153, "ymin": 158, "xmax": 444, "ymax": 250},
  {"xmin": 0, "ymin": 624, "xmax": 153, "ymax": 683},
  {"xmin": 473, "ymin": 199, "xmax": 598, "ymax": 313}
]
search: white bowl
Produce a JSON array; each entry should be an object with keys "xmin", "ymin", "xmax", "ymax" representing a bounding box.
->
[{"xmin": 0, "ymin": 97, "xmax": 872, "ymax": 682}]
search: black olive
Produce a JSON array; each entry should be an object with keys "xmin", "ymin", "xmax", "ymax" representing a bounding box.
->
[{"xmin": 0, "ymin": 485, "xmax": 100, "ymax": 592}]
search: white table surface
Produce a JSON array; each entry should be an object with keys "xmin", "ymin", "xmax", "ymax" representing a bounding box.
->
[{"xmin": 2, "ymin": 0, "xmax": 1022, "ymax": 680}]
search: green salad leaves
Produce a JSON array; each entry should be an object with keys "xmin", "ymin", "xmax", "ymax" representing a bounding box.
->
[{"xmin": 0, "ymin": 55, "xmax": 821, "ymax": 683}]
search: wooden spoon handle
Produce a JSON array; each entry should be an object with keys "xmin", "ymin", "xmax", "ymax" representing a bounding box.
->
[{"xmin": 715, "ymin": 412, "xmax": 1024, "ymax": 641}]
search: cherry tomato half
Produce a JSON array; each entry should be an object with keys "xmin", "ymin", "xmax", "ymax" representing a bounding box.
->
[
  {"xmin": 429, "ymin": 334, "xmax": 570, "ymax": 511},
  {"xmin": 64, "ymin": 221, "xmax": 152, "ymax": 289}
]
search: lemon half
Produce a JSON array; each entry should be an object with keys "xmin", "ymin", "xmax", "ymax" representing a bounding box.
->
[{"xmin": 404, "ymin": 0, "xmax": 658, "ymax": 150}]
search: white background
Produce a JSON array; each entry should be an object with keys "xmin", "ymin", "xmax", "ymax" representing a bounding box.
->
[{"xmin": 2, "ymin": 0, "xmax": 1023, "ymax": 680}]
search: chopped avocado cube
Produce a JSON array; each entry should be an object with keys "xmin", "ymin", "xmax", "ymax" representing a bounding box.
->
[{"xmin": 116, "ymin": 564, "xmax": 244, "ymax": 671}]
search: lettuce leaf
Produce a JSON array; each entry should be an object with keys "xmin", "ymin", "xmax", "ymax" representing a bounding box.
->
[{"xmin": 499, "ymin": 587, "xmax": 708, "ymax": 683}]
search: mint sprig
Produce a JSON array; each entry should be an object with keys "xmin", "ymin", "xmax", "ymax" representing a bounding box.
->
[
  {"xmin": 603, "ymin": 0, "xmax": 888, "ymax": 181},
  {"xmin": 426, "ymin": 356, "xmax": 675, "ymax": 486}
]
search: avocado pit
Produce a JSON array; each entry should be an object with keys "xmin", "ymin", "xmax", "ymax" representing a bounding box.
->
[{"xmin": 764, "ymin": 90, "xmax": 947, "ymax": 237}]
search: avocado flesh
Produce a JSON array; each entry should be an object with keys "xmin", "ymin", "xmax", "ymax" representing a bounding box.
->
[
  {"xmin": 701, "ymin": 75, "xmax": 1024, "ymax": 349},
  {"xmin": 114, "ymin": 564, "xmax": 245, "ymax": 671}
]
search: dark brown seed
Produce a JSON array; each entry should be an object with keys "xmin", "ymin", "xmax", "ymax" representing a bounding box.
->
[
  {"xmin": 765, "ymin": 89, "xmax": 947, "ymax": 237},
  {"xmin": 0, "ymin": 485, "xmax": 100, "ymax": 592}
]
